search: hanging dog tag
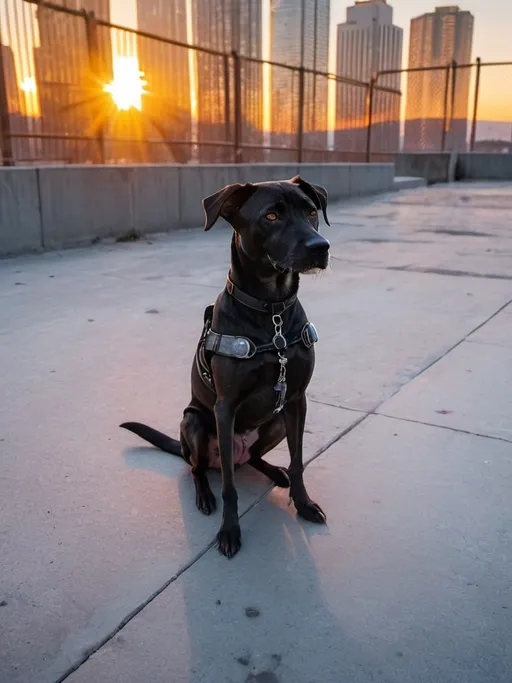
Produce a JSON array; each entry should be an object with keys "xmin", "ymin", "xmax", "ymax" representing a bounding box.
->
[
  {"xmin": 273, "ymin": 354, "xmax": 288, "ymax": 413},
  {"xmin": 273, "ymin": 381, "xmax": 287, "ymax": 413}
]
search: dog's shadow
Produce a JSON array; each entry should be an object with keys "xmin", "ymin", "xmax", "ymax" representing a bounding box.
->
[
  {"xmin": 124, "ymin": 444, "xmax": 330, "ymax": 539},
  {"xmin": 122, "ymin": 445, "xmax": 345, "ymax": 681},
  {"xmin": 123, "ymin": 446, "xmax": 183, "ymax": 478}
]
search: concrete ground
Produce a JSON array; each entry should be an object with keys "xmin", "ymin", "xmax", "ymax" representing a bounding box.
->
[{"xmin": 1, "ymin": 182, "xmax": 511, "ymax": 683}]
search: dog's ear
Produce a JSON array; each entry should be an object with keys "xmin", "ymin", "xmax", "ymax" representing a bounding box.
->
[
  {"xmin": 289, "ymin": 175, "xmax": 330, "ymax": 226},
  {"xmin": 202, "ymin": 183, "xmax": 257, "ymax": 231}
]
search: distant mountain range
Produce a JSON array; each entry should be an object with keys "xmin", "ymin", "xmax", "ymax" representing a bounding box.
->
[{"xmin": 475, "ymin": 121, "xmax": 512, "ymax": 142}]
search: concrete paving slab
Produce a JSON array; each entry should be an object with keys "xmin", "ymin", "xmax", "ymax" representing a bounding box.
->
[
  {"xmin": 0, "ymin": 241, "xmax": 354, "ymax": 683},
  {"xmin": 325, "ymin": 183, "xmax": 512, "ymax": 279},
  {"xmin": 299, "ymin": 265, "xmax": 512, "ymax": 412},
  {"xmin": 67, "ymin": 415, "xmax": 512, "ymax": 683},
  {"xmin": 379, "ymin": 339, "xmax": 512, "ymax": 441},
  {"xmin": 271, "ymin": 400, "xmax": 364, "ymax": 468},
  {"xmin": 2, "ymin": 182, "xmax": 512, "ymax": 683},
  {"xmin": 467, "ymin": 310, "xmax": 512, "ymax": 348}
]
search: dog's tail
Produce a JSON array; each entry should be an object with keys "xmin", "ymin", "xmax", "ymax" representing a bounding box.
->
[{"xmin": 120, "ymin": 422, "xmax": 183, "ymax": 458}]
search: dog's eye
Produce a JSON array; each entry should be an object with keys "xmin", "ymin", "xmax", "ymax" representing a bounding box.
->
[
  {"xmin": 266, "ymin": 212, "xmax": 277, "ymax": 221},
  {"xmin": 310, "ymin": 210, "xmax": 317, "ymax": 217}
]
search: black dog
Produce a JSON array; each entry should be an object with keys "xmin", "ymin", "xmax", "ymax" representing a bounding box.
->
[{"xmin": 121, "ymin": 175, "xmax": 330, "ymax": 558}]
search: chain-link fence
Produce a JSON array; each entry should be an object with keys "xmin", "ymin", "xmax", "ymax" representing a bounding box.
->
[
  {"xmin": 1, "ymin": 0, "xmax": 379, "ymax": 165},
  {"xmin": 1, "ymin": 1, "xmax": 511, "ymax": 166},
  {"xmin": 367, "ymin": 60, "xmax": 512, "ymax": 161},
  {"xmin": 470, "ymin": 61, "xmax": 512, "ymax": 153}
]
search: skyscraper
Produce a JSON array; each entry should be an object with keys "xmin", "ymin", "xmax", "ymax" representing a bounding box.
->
[
  {"xmin": 0, "ymin": 44, "xmax": 20, "ymax": 114},
  {"xmin": 404, "ymin": 5, "xmax": 474, "ymax": 151},
  {"xmin": 136, "ymin": 0, "xmax": 191, "ymax": 163},
  {"xmin": 270, "ymin": 0, "xmax": 330, "ymax": 155},
  {"xmin": 0, "ymin": 43, "xmax": 29, "ymax": 162},
  {"xmin": 34, "ymin": 0, "xmax": 111, "ymax": 162},
  {"xmin": 52, "ymin": 0, "xmax": 109, "ymax": 17},
  {"xmin": 335, "ymin": 0, "xmax": 402, "ymax": 156},
  {"xmin": 192, "ymin": 0, "xmax": 263, "ymax": 162}
]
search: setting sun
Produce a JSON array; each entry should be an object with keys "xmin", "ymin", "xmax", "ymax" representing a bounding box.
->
[{"xmin": 104, "ymin": 57, "xmax": 147, "ymax": 111}]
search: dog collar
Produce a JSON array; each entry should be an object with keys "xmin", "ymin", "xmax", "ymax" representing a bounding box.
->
[{"xmin": 226, "ymin": 277, "xmax": 297, "ymax": 315}]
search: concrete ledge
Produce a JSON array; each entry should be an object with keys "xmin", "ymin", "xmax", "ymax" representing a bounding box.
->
[
  {"xmin": 132, "ymin": 166, "xmax": 181, "ymax": 235},
  {"xmin": 457, "ymin": 153, "xmax": 512, "ymax": 181},
  {"xmin": 295, "ymin": 163, "xmax": 351, "ymax": 199},
  {"xmin": 179, "ymin": 165, "xmax": 242, "ymax": 227},
  {"xmin": 396, "ymin": 152, "xmax": 512, "ymax": 184},
  {"xmin": 350, "ymin": 163, "xmax": 388, "ymax": 196},
  {"xmin": 39, "ymin": 166, "xmax": 133, "ymax": 249},
  {"xmin": 395, "ymin": 153, "xmax": 453, "ymax": 184},
  {"xmin": 0, "ymin": 168, "xmax": 42, "ymax": 256},
  {"xmin": 1, "ymin": 162, "xmax": 396, "ymax": 256},
  {"xmin": 393, "ymin": 176, "xmax": 427, "ymax": 191},
  {"xmin": 240, "ymin": 164, "xmax": 299, "ymax": 185},
  {"xmin": 298, "ymin": 163, "xmax": 394, "ymax": 201}
]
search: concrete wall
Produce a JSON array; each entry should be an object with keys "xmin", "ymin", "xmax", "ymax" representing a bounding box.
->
[
  {"xmin": 396, "ymin": 152, "xmax": 512, "ymax": 184},
  {"xmin": 456, "ymin": 154, "xmax": 512, "ymax": 181},
  {"xmin": 394, "ymin": 153, "xmax": 455, "ymax": 184},
  {"xmin": 0, "ymin": 169, "xmax": 42, "ymax": 255},
  {"xmin": 0, "ymin": 162, "xmax": 394, "ymax": 257}
]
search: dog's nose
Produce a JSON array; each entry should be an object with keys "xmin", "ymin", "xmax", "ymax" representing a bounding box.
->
[{"xmin": 304, "ymin": 234, "xmax": 330, "ymax": 254}]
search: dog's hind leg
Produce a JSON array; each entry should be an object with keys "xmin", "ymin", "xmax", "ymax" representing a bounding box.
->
[
  {"xmin": 248, "ymin": 414, "xmax": 290, "ymax": 488},
  {"xmin": 180, "ymin": 408, "xmax": 216, "ymax": 516}
]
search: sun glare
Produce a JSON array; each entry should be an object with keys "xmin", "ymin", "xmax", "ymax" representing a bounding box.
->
[
  {"xmin": 104, "ymin": 56, "xmax": 147, "ymax": 111},
  {"xmin": 20, "ymin": 76, "xmax": 37, "ymax": 93}
]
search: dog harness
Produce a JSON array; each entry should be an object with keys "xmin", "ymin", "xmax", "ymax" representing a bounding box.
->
[{"xmin": 196, "ymin": 277, "xmax": 318, "ymax": 413}]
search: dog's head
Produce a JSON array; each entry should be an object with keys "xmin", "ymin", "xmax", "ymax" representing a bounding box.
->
[{"xmin": 202, "ymin": 176, "xmax": 330, "ymax": 274}]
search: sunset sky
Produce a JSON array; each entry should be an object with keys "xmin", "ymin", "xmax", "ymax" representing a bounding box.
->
[
  {"xmin": 1, "ymin": 0, "xmax": 511, "ymax": 124},
  {"xmin": 108, "ymin": 0, "xmax": 512, "ymax": 68},
  {"xmin": 109, "ymin": 0, "xmax": 512, "ymax": 124},
  {"xmin": 329, "ymin": 0, "xmax": 512, "ymax": 123},
  {"xmin": 330, "ymin": 0, "xmax": 512, "ymax": 67}
]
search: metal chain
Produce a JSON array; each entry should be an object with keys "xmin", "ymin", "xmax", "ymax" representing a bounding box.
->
[
  {"xmin": 272, "ymin": 314, "xmax": 287, "ymax": 351},
  {"xmin": 272, "ymin": 314, "xmax": 288, "ymax": 413}
]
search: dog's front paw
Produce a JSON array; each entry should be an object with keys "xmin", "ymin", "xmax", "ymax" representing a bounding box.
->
[
  {"xmin": 193, "ymin": 477, "xmax": 217, "ymax": 516},
  {"xmin": 196, "ymin": 486, "xmax": 217, "ymax": 516},
  {"xmin": 295, "ymin": 499, "xmax": 327, "ymax": 524},
  {"xmin": 216, "ymin": 523, "xmax": 242, "ymax": 558}
]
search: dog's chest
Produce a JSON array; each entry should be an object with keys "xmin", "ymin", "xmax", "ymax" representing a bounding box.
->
[{"xmin": 235, "ymin": 348, "xmax": 313, "ymax": 427}]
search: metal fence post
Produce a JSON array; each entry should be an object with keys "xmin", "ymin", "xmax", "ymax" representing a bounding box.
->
[
  {"xmin": 84, "ymin": 10, "xmax": 106, "ymax": 164},
  {"xmin": 469, "ymin": 57, "xmax": 481, "ymax": 152},
  {"xmin": 448, "ymin": 59, "xmax": 458, "ymax": 150},
  {"xmin": 441, "ymin": 63, "xmax": 451, "ymax": 151},
  {"xmin": 223, "ymin": 53, "xmax": 231, "ymax": 144},
  {"xmin": 232, "ymin": 50, "xmax": 242, "ymax": 163},
  {"xmin": 365, "ymin": 76, "xmax": 376, "ymax": 163},
  {"xmin": 297, "ymin": 66, "xmax": 305, "ymax": 164},
  {"xmin": 0, "ymin": 42, "xmax": 14, "ymax": 166}
]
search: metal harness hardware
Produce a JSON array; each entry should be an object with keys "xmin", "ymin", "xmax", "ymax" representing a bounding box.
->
[
  {"xmin": 196, "ymin": 282, "xmax": 319, "ymax": 414},
  {"xmin": 272, "ymin": 313, "xmax": 288, "ymax": 413}
]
